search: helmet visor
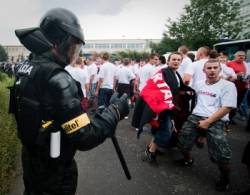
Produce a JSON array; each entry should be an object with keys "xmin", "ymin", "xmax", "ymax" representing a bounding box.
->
[{"xmin": 61, "ymin": 22, "xmax": 85, "ymax": 45}]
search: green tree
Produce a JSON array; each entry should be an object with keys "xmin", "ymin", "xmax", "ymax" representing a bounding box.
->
[
  {"xmin": 241, "ymin": 18, "xmax": 250, "ymax": 39},
  {"xmin": 153, "ymin": 0, "xmax": 242, "ymax": 52},
  {"xmin": 114, "ymin": 50, "xmax": 150, "ymax": 60},
  {"xmin": 150, "ymin": 36, "xmax": 181, "ymax": 55},
  {"xmin": 79, "ymin": 49, "xmax": 84, "ymax": 57},
  {"xmin": 0, "ymin": 44, "xmax": 8, "ymax": 61}
]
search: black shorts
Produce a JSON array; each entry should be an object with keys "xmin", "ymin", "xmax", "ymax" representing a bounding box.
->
[{"xmin": 117, "ymin": 83, "xmax": 131, "ymax": 98}]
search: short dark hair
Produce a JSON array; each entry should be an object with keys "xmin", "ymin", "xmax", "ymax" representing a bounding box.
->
[
  {"xmin": 135, "ymin": 59, "xmax": 140, "ymax": 63},
  {"xmin": 123, "ymin": 58, "xmax": 130, "ymax": 66},
  {"xmin": 75, "ymin": 57, "xmax": 83, "ymax": 65},
  {"xmin": 187, "ymin": 52, "xmax": 195, "ymax": 62},
  {"xmin": 167, "ymin": 52, "xmax": 183, "ymax": 62},
  {"xmin": 159, "ymin": 55, "xmax": 166, "ymax": 64},
  {"xmin": 220, "ymin": 51, "xmax": 228, "ymax": 56},
  {"xmin": 149, "ymin": 53, "xmax": 159, "ymax": 60},
  {"xmin": 102, "ymin": 52, "xmax": 110, "ymax": 61},
  {"xmin": 209, "ymin": 50, "xmax": 219, "ymax": 59}
]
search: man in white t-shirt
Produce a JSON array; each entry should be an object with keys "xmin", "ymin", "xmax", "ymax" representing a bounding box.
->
[
  {"xmin": 183, "ymin": 46, "xmax": 210, "ymax": 87},
  {"xmin": 115, "ymin": 58, "xmax": 136, "ymax": 118},
  {"xmin": 95, "ymin": 52, "xmax": 117, "ymax": 107},
  {"xmin": 115, "ymin": 58, "xmax": 136, "ymax": 96},
  {"xmin": 86, "ymin": 55, "xmax": 98, "ymax": 102},
  {"xmin": 130, "ymin": 59, "xmax": 140, "ymax": 77},
  {"xmin": 65, "ymin": 57, "xmax": 88, "ymax": 97},
  {"xmin": 177, "ymin": 45, "xmax": 192, "ymax": 78},
  {"xmin": 138, "ymin": 54, "xmax": 158, "ymax": 91},
  {"xmin": 177, "ymin": 59, "xmax": 237, "ymax": 192}
]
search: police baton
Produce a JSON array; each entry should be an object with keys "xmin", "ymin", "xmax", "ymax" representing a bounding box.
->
[
  {"xmin": 111, "ymin": 135, "xmax": 131, "ymax": 180},
  {"xmin": 108, "ymin": 92, "xmax": 131, "ymax": 180}
]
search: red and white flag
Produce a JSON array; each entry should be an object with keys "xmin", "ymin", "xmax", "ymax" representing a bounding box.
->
[{"xmin": 140, "ymin": 70, "xmax": 174, "ymax": 114}]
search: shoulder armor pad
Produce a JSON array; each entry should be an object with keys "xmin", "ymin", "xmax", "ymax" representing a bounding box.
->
[
  {"xmin": 49, "ymin": 71, "xmax": 73, "ymax": 89},
  {"xmin": 48, "ymin": 71, "xmax": 80, "ymax": 103}
]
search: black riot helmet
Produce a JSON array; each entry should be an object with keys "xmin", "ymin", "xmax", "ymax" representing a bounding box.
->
[
  {"xmin": 40, "ymin": 8, "xmax": 85, "ymax": 45},
  {"xmin": 40, "ymin": 8, "xmax": 85, "ymax": 65}
]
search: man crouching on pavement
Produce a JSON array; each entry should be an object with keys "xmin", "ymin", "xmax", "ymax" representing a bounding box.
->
[{"xmin": 177, "ymin": 59, "xmax": 237, "ymax": 192}]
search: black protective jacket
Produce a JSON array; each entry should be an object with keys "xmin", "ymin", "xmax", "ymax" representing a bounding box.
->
[{"xmin": 11, "ymin": 52, "xmax": 119, "ymax": 194}]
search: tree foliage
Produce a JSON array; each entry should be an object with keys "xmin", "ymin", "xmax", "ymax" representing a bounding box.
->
[
  {"xmin": 79, "ymin": 49, "xmax": 84, "ymax": 57},
  {"xmin": 241, "ymin": 18, "xmax": 250, "ymax": 39},
  {"xmin": 152, "ymin": 0, "xmax": 243, "ymax": 53},
  {"xmin": 0, "ymin": 44, "xmax": 8, "ymax": 61},
  {"xmin": 112, "ymin": 50, "xmax": 150, "ymax": 61},
  {"xmin": 150, "ymin": 36, "xmax": 181, "ymax": 55}
]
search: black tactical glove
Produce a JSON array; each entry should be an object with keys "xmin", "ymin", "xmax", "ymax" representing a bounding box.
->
[{"xmin": 110, "ymin": 93, "xmax": 129, "ymax": 120}]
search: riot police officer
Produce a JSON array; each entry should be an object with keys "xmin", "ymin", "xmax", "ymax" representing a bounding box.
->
[{"xmin": 11, "ymin": 8, "xmax": 129, "ymax": 195}]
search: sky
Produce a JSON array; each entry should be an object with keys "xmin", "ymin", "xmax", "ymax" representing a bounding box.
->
[{"xmin": 0, "ymin": 0, "xmax": 189, "ymax": 45}]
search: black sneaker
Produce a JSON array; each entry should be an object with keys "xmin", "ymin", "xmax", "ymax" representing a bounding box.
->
[
  {"xmin": 141, "ymin": 147, "xmax": 158, "ymax": 165},
  {"xmin": 215, "ymin": 176, "xmax": 230, "ymax": 192},
  {"xmin": 174, "ymin": 158, "xmax": 194, "ymax": 167}
]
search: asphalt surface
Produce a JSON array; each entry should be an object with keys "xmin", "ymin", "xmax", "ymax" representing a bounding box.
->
[{"xmin": 9, "ymin": 111, "xmax": 250, "ymax": 195}]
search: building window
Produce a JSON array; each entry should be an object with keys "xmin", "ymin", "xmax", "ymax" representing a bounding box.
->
[
  {"xmin": 127, "ymin": 43, "xmax": 136, "ymax": 49},
  {"xmin": 94, "ymin": 43, "xmax": 110, "ymax": 49},
  {"xmin": 113, "ymin": 43, "xmax": 122, "ymax": 49},
  {"xmin": 83, "ymin": 43, "xmax": 94, "ymax": 49},
  {"xmin": 136, "ymin": 43, "xmax": 143, "ymax": 49}
]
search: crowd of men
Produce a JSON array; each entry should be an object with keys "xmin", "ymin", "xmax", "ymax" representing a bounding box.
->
[
  {"xmin": 63, "ymin": 46, "xmax": 250, "ymax": 193},
  {"xmin": 64, "ymin": 48, "xmax": 249, "ymax": 126}
]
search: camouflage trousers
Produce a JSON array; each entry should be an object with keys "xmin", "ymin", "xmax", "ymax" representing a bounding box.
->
[{"xmin": 177, "ymin": 114, "xmax": 232, "ymax": 164}]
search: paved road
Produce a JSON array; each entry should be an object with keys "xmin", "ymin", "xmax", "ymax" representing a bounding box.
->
[{"xmin": 9, "ymin": 112, "xmax": 250, "ymax": 195}]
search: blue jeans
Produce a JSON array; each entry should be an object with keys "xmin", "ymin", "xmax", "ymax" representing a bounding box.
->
[
  {"xmin": 98, "ymin": 88, "xmax": 113, "ymax": 107},
  {"xmin": 239, "ymin": 88, "xmax": 250, "ymax": 117},
  {"xmin": 152, "ymin": 114, "xmax": 172, "ymax": 148},
  {"xmin": 88, "ymin": 83, "xmax": 97, "ymax": 100}
]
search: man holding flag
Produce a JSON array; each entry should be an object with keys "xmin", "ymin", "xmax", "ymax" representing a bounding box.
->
[{"xmin": 132, "ymin": 52, "xmax": 195, "ymax": 165}]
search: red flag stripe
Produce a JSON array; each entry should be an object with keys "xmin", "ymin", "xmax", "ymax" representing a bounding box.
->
[{"xmin": 140, "ymin": 70, "xmax": 174, "ymax": 114}]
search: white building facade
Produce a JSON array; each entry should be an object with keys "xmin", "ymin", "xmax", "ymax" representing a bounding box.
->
[
  {"xmin": 3, "ymin": 45, "xmax": 30, "ymax": 63},
  {"xmin": 3, "ymin": 39, "xmax": 160, "ymax": 63},
  {"xmin": 82, "ymin": 39, "xmax": 160, "ymax": 54}
]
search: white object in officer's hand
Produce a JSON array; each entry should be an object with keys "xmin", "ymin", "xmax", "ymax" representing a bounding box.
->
[{"xmin": 50, "ymin": 131, "xmax": 61, "ymax": 158}]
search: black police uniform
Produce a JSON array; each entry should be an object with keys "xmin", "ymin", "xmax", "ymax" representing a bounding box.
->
[
  {"xmin": 12, "ymin": 52, "xmax": 122, "ymax": 194},
  {"xmin": 11, "ymin": 8, "xmax": 128, "ymax": 195}
]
